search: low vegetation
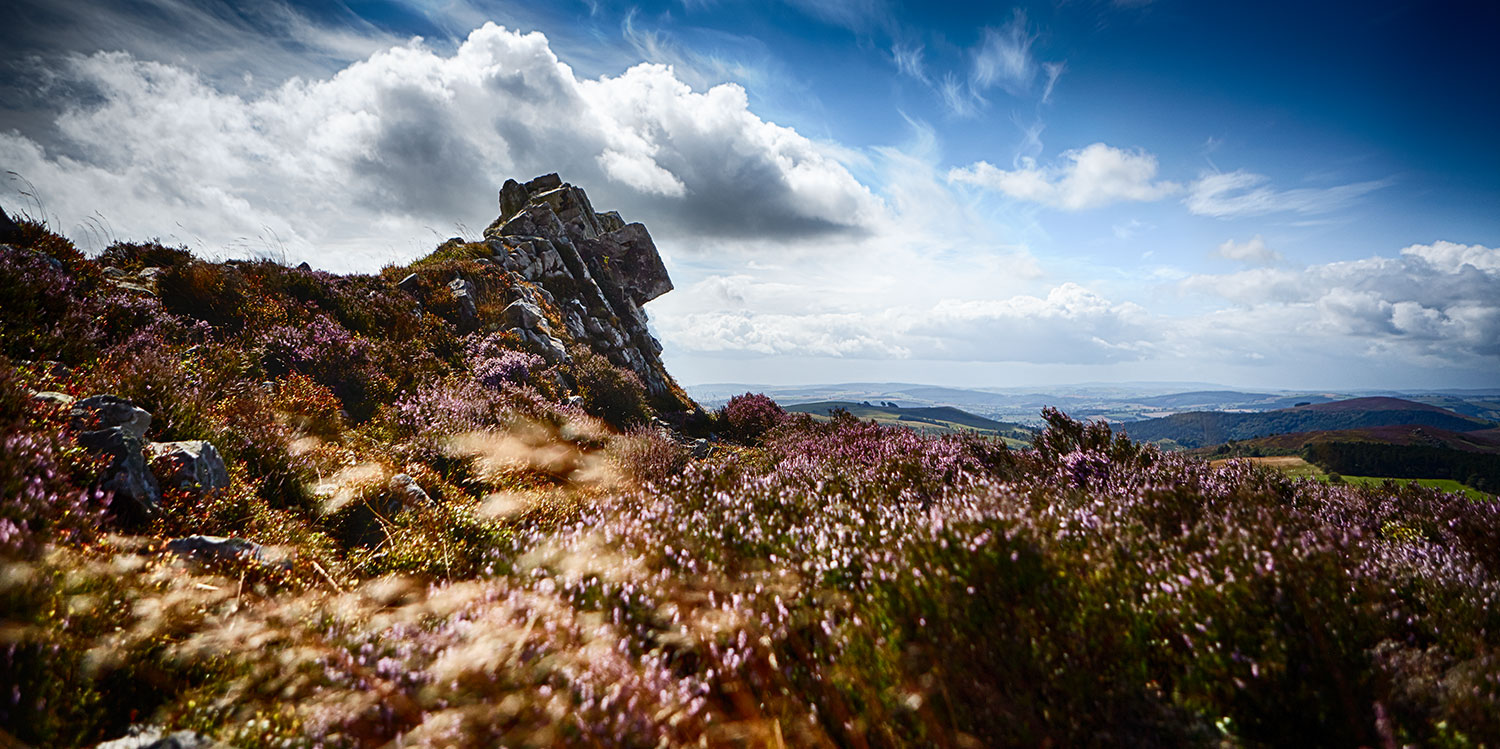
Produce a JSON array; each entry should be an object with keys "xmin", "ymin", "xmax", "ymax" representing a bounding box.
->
[{"xmin": 3, "ymin": 222, "xmax": 1499, "ymax": 747}]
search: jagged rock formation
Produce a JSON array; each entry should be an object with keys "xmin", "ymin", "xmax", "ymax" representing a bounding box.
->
[
  {"xmin": 480, "ymin": 174, "xmax": 677, "ymax": 398},
  {"xmin": 391, "ymin": 174, "xmax": 684, "ymax": 404}
]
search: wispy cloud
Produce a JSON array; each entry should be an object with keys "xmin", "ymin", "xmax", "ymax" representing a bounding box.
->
[
  {"xmin": 925, "ymin": 9, "xmax": 1064, "ymax": 118},
  {"xmin": 1040, "ymin": 61, "xmax": 1066, "ymax": 104},
  {"xmin": 971, "ymin": 10, "xmax": 1038, "ymax": 97},
  {"xmin": 779, "ymin": 0, "xmax": 894, "ymax": 35},
  {"xmin": 891, "ymin": 43, "xmax": 927, "ymax": 82},
  {"xmin": 1184, "ymin": 170, "xmax": 1393, "ymax": 218},
  {"xmin": 949, "ymin": 143, "xmax": 1179, "ymax": 210}
]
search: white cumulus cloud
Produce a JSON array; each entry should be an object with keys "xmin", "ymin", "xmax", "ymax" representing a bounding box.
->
[
  {"xmin": 1215, "ymin": 235, "xmax": 1282, "ymax": 266},
  {"xmin": 0, "ymin": 23, "xmax": 885, "ymax": 270},
  {"xmin": 948, "ymin": 143, "xmax": 1179, "ymax": 210},
  {"xmin": 1182, "ymin": 241, "xmax": 1500, "ymax": 362}
]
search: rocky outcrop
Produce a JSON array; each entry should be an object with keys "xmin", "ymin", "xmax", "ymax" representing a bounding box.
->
[{"xmin": 482, "ymin": 174, "xmax": 677, "ymax": 397}]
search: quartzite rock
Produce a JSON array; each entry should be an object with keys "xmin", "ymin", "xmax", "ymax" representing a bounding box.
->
[
  {"xmin": 96, "ymin": 725, "xmax": 220, "ymax": 749},
  {"xmin": 148, "ymin": 440, "xmax": 230, "ymax": 492},
  {"xmin": 449, "ymin": 276, "xmax": 479, "ymax": 328},
  {"xmin": 388, "ymin": 473, "xmax": 433, "ymax": 506},
  {"xmin": 165, "ymin": 535, "xmax": 279, "ymax": 568},
  {"xmin": 76, "ymin": 427, "xmax": 161, "ymax": 519},
  {"xmin": 70, "ymin": 395, "xmax": 161, "ymax": 519},
  {"xmin": 71, "ymin": 394, "xmax": 152, "ymax": 439},
  {"xmin": 479, "ymin": 175, "xmax": 686, "ymax": 400},
  {"xmin": 502, "ymin": 299, "xmax": 545, "ymax": 330},
  {"xmin": 31, "ymin": 390, "xmax": 75, "ymax": 408}
]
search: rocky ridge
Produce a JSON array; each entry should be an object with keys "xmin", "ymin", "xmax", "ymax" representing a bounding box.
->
[{"xmin": 402, "ymin": 173, "xmax": 679, "ymax": 399}]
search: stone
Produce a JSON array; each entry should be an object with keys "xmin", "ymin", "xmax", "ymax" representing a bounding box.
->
[
  {"xmin": 499, "ymin": 178, "xmax": 529, "ymax": 219},
  {"xmin": 388, "ymin": 473, "xmax": 432, "ymax": 506},
  {"xmin": 31, "ymin": 390, "xmax": 75, "ymax": 408},
  {"xmin": 76, "ymin": 426, "xmax": 161, "ymax": 520},
  {"xmin": 396, "ymin": 273, "xmax": 421, "ymax": 294},
  {"xmin": 531, "ymin": 186, "xmax": 602, "ymax": 239},
  {"xmin": 502, "ymin": 299, "xmax": 545, "ymax": 330},
  {"xmin": 477, "ymin": 173, "xmax": 688, "ymax": 403},
  {"xmin": 581, "ymin": 223, "xmax": 673, "ymax": 305},
  {"xmin": 96, "ymin": 725, "xmax": 220, "ymax": 749},
  {"xmin": 448, "ymin": 276, "xmax": 479, "ymax": 327},
  {"xmin": 147, "ymin": 440, "xmax": 230, "ymax": 493},
  {"xmin": 296, "ymin": 261, "xmax": 312, "ymax": 271},
  {"xmin": 564, "ymin": 309, "xmax": 587, "ymax": 339},
  {"xmin": 71, "ymin": 395, "xmax": 152, "ymax": 440},
  {"xmin": 536, "ymin": 333, "xmax": 570, "ymax": 365},
  {"xmin": 165, "ymin": 535, "xmax": 281, "ymax": 569},
  {"xmin": 524, "ymin": 173, "xmax": 563, "ymax": 193},
  {"xmin": 596, "ymin": 210, "xmax": 626, "ymax": 234}
]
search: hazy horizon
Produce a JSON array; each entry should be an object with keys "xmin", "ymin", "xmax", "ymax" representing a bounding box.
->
[{"xmin": 4, "ymin": 0, "xmax": 1496, "ymax": 390}]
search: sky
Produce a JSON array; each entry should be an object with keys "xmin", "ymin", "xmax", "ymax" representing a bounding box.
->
[{"xmin": 2, "ymin": 0, "xmax": 1497, "ymax": 391}]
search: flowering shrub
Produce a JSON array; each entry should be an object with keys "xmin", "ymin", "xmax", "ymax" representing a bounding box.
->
[
  {"xmin": 466, "ymin": 334, "xmax": 544, "ymax": 390},
  {"xmin": 0, "ymin": 368, "xmax": 109, "ymax": 557},
  {"xmin": 0, "ymin": 244, "xmax": 102, "ymax": 364},
  {"xmin": 569, "ymin": 349, "xmax": 650, "ymax": 429},
  {"xmin": 609, "ymin": 426, "xmax": 689, "ymax": 486},
  {"xmin": 717, "ymin": 392, "xmax": 785, "ymax": 443},
  {"xmin": 96, "ymin": 240, "xmax": 195, "ymax": 271},
  {"xmin": 156, "ymin": 260, "xmax": 253, "ymax": 332},
  {"xmin": 259, "ymin": 315, "xmax": 394, "ymax": 420},
  {"xmin": 390, "ymin": 377, "xmax": 504, "ymax": 439}
]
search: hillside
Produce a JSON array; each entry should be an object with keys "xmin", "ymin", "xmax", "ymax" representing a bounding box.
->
[
  {"xmin": 1197, "ymin": 424, "xmax": 1500, "ymax": 457},
  {"xmin": 1193, "ymin": 424, "xmax": 1500, "ymax": 494},
  {"xmin": 1119, "ymin": 397, "xmax": 1494, "ymax": 448},
  {"xmin": 3, "ymin": 192, "xmax": 1500, "ymax": 747},
  {"xmin": 783, "ymin": 400, "xmax": 1034, "ymax": 443}
]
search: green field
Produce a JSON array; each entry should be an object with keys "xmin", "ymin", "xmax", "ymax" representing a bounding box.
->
[
  {"xmin": 1214, "ymin": 456, "xmax": 1494, "ymax": 500},
  {"xmin": 1337, "ymin": 475, "xmax": 1493, "ymax": 501},
  {"xmin": 784, "ymin": 400, "xmax": 1035, "ymax": 448}
]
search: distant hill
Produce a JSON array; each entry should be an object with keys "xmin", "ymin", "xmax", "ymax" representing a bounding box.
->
[
  {"xmin": 1192, "ymin": 425, "xmax": 1500, "ymax": 457},
  {"xmin": 1132, "ymin": 390, "xmax": 1337, "ymax": 410},
  {"xmin": 784, "ymin": 401, "xmax": 1035, "ymax": 445},
  {"xmin": 1121, "ymin": 397, "xmax": 1494, "ymax": 449}
]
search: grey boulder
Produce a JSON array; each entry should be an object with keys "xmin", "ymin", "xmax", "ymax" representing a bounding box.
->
[
  {"xmin": 165, "ymin": 535, "xmax": 267, "ymax": 566},
  {"xmin": 71, "ymin": 395, "xmax": 152, "ymax": 440},
  {"xmin": 147, "ymin": 440, "xmax": 230, "ymax": 492}
]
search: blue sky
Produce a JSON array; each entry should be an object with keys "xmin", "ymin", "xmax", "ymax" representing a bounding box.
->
[{"xmin": 3, "ymin": 0, "xmax": 1497, "ymax": 390}]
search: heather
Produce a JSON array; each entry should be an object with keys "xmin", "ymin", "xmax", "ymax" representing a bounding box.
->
[{"xmin": 1, "ymin": 219, "xmax": 1498, "ymax": 747}]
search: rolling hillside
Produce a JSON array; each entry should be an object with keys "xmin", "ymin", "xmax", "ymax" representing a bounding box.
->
[
  {"xmin": 1120, "ymin": 397, "xmax": 1494, "ymax": 449},
  {"xmin": 1198, "ymin": 424, "xmax": 1500, "ymax": 457}
]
